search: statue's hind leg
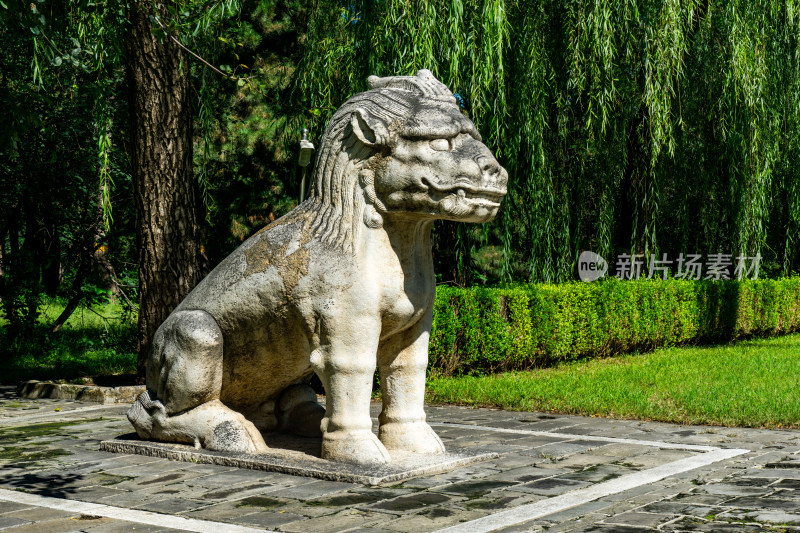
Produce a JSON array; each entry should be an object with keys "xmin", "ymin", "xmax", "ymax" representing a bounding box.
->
[
  {"xmin": 127, "ymin": 310, "xmax": 268, "ymax": 454},
  {"xmin": 277, "ymin": 383, "xmax": 324, "ymax": 437}
]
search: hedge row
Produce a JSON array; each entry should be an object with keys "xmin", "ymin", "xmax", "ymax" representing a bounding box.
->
[{"xmin": 429, "ymin": 278, "xmax": 800, "ymax": 376}]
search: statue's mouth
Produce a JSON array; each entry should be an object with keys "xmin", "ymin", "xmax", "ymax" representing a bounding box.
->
[{"xmin": 421, "ymin": 177, "xmax": 506, "ymax": 206}]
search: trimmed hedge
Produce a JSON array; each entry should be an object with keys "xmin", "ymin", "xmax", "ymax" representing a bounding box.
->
[{"xmin": 429, "ymin": 278, "xmax": 800, "ymax": 376}]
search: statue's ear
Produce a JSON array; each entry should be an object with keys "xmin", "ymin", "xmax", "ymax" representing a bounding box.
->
[{"xmin": 350, "ymin": 109, "xmax": 389, "ymax": 146}]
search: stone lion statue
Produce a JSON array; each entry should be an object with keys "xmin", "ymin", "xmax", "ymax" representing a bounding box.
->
[{"xmin": 127, "ymin": 70, "xmax": 507, "ymax": 465}]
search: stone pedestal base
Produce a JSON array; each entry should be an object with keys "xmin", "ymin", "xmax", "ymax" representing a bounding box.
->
[{"xmin": 100, "ymin": 433, "xmax": 497, "ymax": 486}]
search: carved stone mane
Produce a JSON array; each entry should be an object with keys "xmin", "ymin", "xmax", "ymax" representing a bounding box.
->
[{"xmin": 303, "ymin": 71, "xmax": 469, "ymax": 252}]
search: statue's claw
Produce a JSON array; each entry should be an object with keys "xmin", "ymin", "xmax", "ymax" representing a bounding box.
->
[
  {"xmin": 379, "ymin": 421, "xmax": 445, "ymax": 455},
  {"xmin": 322, "ymin": 429, "xmax": 391, "ymax": 465}
]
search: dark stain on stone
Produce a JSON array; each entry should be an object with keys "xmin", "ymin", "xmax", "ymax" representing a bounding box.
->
[
  {"xmin": 96, "ymin": 473, "xmax": 134, "ymax": 486},
  {"xmin": 370, "ymin": 492, "xmax": 451, "ymax": 512},
  {"xmin": 437, "ymin": 480, "xmax": 516, "ymax": 498},
  {"xmin": 515, "ymin": 474, "xmax": 546, "ymax": 482},
  {"xmin": 464, "ymin": 496, "xmax": 517, "ymax": 510},
  {"xmin": 419, "ymin": 507, "xmax": 454, "ymax": 518},
  {"xmin": 308, "ymin": 490, "xmax": 400, "ymax": 507},
  {"xmin": 212, "ymin": 420, "xmax": 238, "ymax": 446},
  {"xmin": 521, "ymin": 477, "xmax": 586, "ymax": 491},
  {"xmin": 765, "ymin": 462, "xmax": 800, "ymax": 469},
  {"xmin": 774, "ymin": 479, "xmax": 800, "ymax": 489},
  {"xmin": 0, "ymin": 446, "xmax": 71, "ymax": 466},
  {"xmin": 0, "ymin": 418, "xmax": 105, "ymax": 445},
  {"xmin": 140, "ymin": 472, "xmax": 184, "ymax": 485},
  {"xmin": 204, "ymin": 484, "xmax": 266, "ymax": 499},
  {"xmin": 235, "ymin": 496, "xmax": 284, "ymax": 509},
  {"xmin": 561, "ymin": 464, "xmax": 628, "ymax": 483}
]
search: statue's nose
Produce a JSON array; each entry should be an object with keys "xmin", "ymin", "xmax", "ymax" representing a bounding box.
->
[{"xmin": 477, "ymin": 155, "xmax": 503, "ymax": 188}]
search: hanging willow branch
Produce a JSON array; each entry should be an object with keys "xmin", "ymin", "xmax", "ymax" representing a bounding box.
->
[{"xmin": 289, "ymin": 0, "xmax": 800, "ymax": 283}]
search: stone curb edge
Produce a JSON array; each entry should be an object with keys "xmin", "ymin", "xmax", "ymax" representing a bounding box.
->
[{"xmin": 17, "ymin": 380, "xmax": 144, "ymax": 404}]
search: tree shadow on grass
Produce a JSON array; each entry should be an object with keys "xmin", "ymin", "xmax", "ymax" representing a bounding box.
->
[{"xmin": 696, "ymin": 281, "xmax": 741, "ymax": 343}]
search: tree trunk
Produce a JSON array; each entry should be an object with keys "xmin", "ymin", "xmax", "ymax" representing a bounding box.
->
[
  {"xmin": 126, "ymin": 3, "xmax": 204, "ymax": 382},
  {"xmin": 42, "ymin": 222, "xmax": 61, "ymax": 296},
  {"xmin": 50, "ymin": 250, "xmax": 91, "ymax": 333},
  {"xmin": 93, "ymin": 244, "xmax": 121, "ymax": 303}
]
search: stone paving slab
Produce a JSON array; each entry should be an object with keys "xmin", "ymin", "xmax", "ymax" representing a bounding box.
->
[{"xmin": 2, "ymin": 386, "xmax": 800, "ymax": 532}]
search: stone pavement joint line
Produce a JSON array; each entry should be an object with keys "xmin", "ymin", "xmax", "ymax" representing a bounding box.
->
[
  {"xmin": 429, "ymin": 422, "xmax": 719, "ymax": 451},
  {"xmin": 0, "ymin": 487, "xmax": 274, "ymax": 533},
  {"xmin": 434, "ymin": 447, "xmax": 749, "ymax": 533}
]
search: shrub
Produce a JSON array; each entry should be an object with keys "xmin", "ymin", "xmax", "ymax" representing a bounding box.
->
[{"xmin": 429, "ymin": 278, "xmax": 800, "ymax": 376}]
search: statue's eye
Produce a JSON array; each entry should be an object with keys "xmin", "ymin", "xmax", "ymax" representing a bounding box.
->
[{"xmin": 429, "ymin": 138, "xmax": 451, "ymax": 151}]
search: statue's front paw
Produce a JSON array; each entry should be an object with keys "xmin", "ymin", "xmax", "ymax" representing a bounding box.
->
[
  {"xmin": 127, "ymin": 391, "xmax": 166, "ymax": 439},
  {"xmin": 379, "ymin": 421, "xmax": 446, "ymax": 454},
  {"xmin": 199, "ymin": 402, "xmax": 269, "ymax": 454},
  {"xmin": 321, "ymin": 429, "xmax": 391, "ymax": 465}
]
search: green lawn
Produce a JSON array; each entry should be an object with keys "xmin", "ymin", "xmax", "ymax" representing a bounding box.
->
[
  {"xmin": 426, "ymin": 333, "xmax": 800, "ymax": 429},
  {"xmin": 0, "ymin": 299, "xmax": 137, "ymax": 384}
]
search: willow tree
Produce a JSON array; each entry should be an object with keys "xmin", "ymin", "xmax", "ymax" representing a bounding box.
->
[
  {"xmin": 290, "ymin": 0, "xmax": 800, "ymax": 283},
  {"xmin": 0, "ymin": 0, "xmax": 131, "ymax": 337}
]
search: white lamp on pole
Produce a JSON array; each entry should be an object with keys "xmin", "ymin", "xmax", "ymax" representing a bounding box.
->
[{"xmin": 298, "ymin": 128, "xmax": 315, "ymax": 203}]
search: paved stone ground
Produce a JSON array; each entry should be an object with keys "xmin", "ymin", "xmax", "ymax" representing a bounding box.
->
[{"xmin": 1, "ymin": 385, "xmax": 800, "ymax": 532}]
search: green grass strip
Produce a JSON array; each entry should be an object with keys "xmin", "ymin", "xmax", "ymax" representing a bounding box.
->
[
  {"xmin": 426, "ymin": 333, "xmax": 800, "ymax": 429},
  {"xmin": 0, "ymin": 299, "xmax": 137, "ymax": 384}
]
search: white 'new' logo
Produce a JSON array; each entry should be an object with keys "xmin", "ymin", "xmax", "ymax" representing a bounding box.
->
[{"xmin": 578, "ymin": 251, "xmax": 608, "ymax": 282}]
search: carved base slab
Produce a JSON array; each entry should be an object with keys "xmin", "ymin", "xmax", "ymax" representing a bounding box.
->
[{"xmin": 99, "ymin": 433, "xmax": 498, "ymax": 486}]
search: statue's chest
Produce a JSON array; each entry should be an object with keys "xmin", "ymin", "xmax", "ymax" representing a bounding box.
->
[{"xmin": 380, "ymin": 263, "xmax": 434, "ymax": 336}]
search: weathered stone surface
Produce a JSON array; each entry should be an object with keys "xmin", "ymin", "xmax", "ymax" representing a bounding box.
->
[
  {"xmin": 125, "ymin": 70, "xmax": 508, "ymax": 466},
  {"xmin": 0, "ymin": 515, "xmax": 31, "ymax": 529},
  {"xmin": 517, "ymin": 477, "xmax": 592, "ymax": 495},
  {"xmin": 602, "ymin": 511, "xmax": 673, "ymax": 528}
]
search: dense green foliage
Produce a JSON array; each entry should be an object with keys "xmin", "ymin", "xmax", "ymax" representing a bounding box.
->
[
  {"xmin": 429, "ymin": 278, "xmax": 800, "ymax": 375},
  {"xmin": 427, "ymin": 333, "xmax": 800, "ymax": 428},
  {"xmin": 0, "ymin": 1, "xmax": 308, "ymax": 340},
  {"xmin": 295, "ymin": 0, "xmax": 800, "ymax": 283},
  {"xmin": 0, "ymin": 0, "xmax": 132, "ymax": 336},
  {"xmin": 188, "ymin": 1, "xmax": 309, "ymax": 259}
]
